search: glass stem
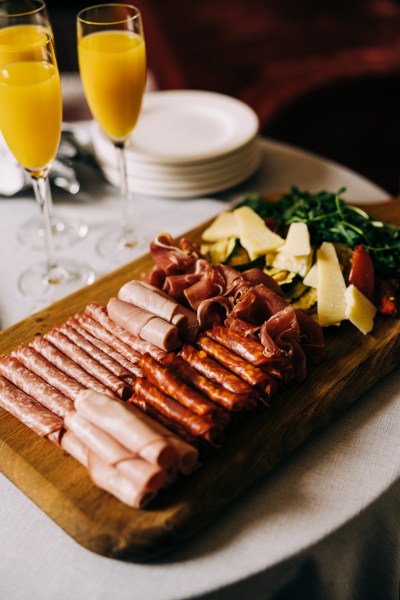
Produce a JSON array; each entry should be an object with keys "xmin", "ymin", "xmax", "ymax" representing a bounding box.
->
[
  {"xmin": 115, "ymin": 141, "xmax": 133, "ymax": 243},
  {"xmin": 31, "ymin": 175, "xmax": 56, "ymax": 275}
]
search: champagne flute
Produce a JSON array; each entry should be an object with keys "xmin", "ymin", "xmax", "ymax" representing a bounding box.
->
[
  {"xmin": 0, "ymin": 4, "xmax": 95, "ymax": 299},
  {"xmin": 0, "ymin": 0, "xmax": 88, "ymax": 251},
  {"xmin": 77, "ymin": 3, "xmax": 147, "ymax": 261}
]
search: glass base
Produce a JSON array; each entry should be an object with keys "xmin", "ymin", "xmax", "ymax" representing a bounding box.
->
[
  {"xmin": 96, "ymin": 225, "xmax": 147, "ymax": 263},
  {"xmin": 18, "ymin": 216, "xmax": 88, "ymax": 250},
  {"xmin": 18, "ymin": 259, "xmax": 96, "ymax": 302}
]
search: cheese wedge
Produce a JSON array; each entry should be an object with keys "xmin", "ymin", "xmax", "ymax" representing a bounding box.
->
[
  {"xmin": 272, "ymin": 251, "xmax": 312, "ymax": 278},
  {"xmin": 317, "ymin": 242, "xmax": 347, "ymax": 326},
  {"xmin": 280, "ymin": 222, "xmax": 311, "ymax": 256},
  {"xmin": 202, "ymin": 211, "xmax": 239, "ymax": 242},
  {"xmin": 345, "ymin": 284, "xmax": 377, "ymax": 335},
  {"xmin": 234, "ymin": 206, "xmax": 284, "ymax": 259},
  {"xmin": 303, "ymin": 263, "xmax": 318, "ymax": 288}
]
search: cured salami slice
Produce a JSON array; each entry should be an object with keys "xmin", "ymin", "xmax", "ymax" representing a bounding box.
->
[
  {"xmin": 207, "ymin": 323, "xmax": 270, "ymax": 366},
  {"xmin": 59, "ymin": 323, "xmax": 136, "ymax": 385},
  {"xmin": 30, "ymin": 337, "xmax": 116, "ymax": 399},
  {"xmin": 85, "ymin": 302, "xmax": 167, "ymax": 362},
  {"xmin": 180, "ymin": 344, "xmax": 254, "ymax": 395},
  {"xmin": 68, "ymin": 317, "xmax": 143, "ymax": 378},
  {"xmin": 107, "ymin": 298, "xmax": 180, "ymax": 352},
  {"xmin": 43, "ymin": 330, "xmax": 131, "ymax": 400},
  {"xmin": 161, "ymin": 354, "xmax": 256, "ymax": 412},
  {"xmin": 197, "ymin": 335, "xmax": 275, "ymax": 394},
  {"xmin": 139, "ymin": 353, "xmax": 228, "ymax": 424},
  {"xmin": 12, "ymin": 345, "xmax": 85, "ymax": 400},
  {"xmin": 74, "ymin": 390, "xmax": 177, "ymax": 469},
  {"xmin": 134, "ymin": 378, "xmax": 224, "ymax": 445},
  {"xmin": 0, "ymin": 375, "xmax": 63, "ymax": 443},
  {"xmin": 0, "ymin": 355, "xmax": 73, "ymax": 418}
]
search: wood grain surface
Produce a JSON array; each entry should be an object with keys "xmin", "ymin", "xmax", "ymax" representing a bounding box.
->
[{"xmin": 1, "ymin": 199, "xmax": 399, "ymax": 562}]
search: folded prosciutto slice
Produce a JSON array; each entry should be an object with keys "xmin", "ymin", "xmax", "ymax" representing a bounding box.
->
[
  {"xmin": 0, "ymin": 375, "xmax": 64, "ymax": 444},
  {"xmin": 107, "ymin": 298, "xmax": 180, "ymax": 352}
]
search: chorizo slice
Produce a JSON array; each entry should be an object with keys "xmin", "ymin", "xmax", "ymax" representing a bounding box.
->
[{"xmin": 207, "ymin": 323, "xmax": 270, "ymax": 366}]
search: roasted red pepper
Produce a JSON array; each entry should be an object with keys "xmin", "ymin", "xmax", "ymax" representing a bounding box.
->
[
  {"xmin": 377, "ymin": 279, "xmax": 399, "ymax": 316},
  {"xmin": 348, "ymin": 246, "xmax": 375, "ymax": 300}
]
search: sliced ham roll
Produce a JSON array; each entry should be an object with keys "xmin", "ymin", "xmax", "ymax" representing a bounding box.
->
[
  {"xmin": 139, "ymin": 353, "xmax": 228, "ymax": 424},
  {"xmin": 64, "ymin": 411, "xmax": 167, "ymax": 490},
  {"xmin": 68, "ymin": 317, "xmax": 143, "ymax": 378},
  {"xmin": 180, "ymin": 344, "xmax": 254, "ymax": 396},
  {"xmin": 31, "ymin": 337, "xmax": 116, "ymax": 399},
  {"xmin": 74, "ymin": 389, "xmax": 177, "ymax": 469},
  {"xmin": 107, "ymin": 298, "xmax": 180, "ymax": 352},
  {"xmin": 43, "ymin": 330, "xmax": 131, "ymax": 400},
  {"xmin": 0, "ymin": 355, "xmax": 73, "ymax": 418},
  {"xmin": 134, "ymin": 378, "xmax": 224, "ymax": 446},
  {"xmin": 59, "ymin": 323, "xmax": 136, "ymax": 385},
  {"xmin": 0, "ymin": 375, "xmax": 63, "ymax": 443},
  {"xmin": 161, "ymin": 354, "xmax": 256, "ymax": 413},
  {"xmin": 85, "ymin": 302, "xmax": 167, "ymax": 362},
  {"xmin": 61, "ymin": 429, "xmax": 89, "ymax": 466},
  {"xmin": 12, "ymin": 345, "xmax": 86, "ymax": 401}
]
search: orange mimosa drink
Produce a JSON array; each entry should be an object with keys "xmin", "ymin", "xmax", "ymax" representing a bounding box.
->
[{"xmin": 78, "ymin": 30, "xmax": 146, "ymax": 141}]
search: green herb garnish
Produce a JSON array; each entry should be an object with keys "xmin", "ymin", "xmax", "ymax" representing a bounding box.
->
[{"xmin": 237, "ymin": 187, "xmax": 400, "ymax": 279}]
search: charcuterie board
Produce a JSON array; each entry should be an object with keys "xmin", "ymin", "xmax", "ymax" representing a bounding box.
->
[{"xmin": 1, "ymin": 199, "xmax": 399, "ymax": 562}]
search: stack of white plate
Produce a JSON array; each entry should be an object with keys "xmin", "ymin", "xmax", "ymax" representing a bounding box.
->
[{"xmin": 90, "ymin": 90, "xmax": 262, "ymax": 198}]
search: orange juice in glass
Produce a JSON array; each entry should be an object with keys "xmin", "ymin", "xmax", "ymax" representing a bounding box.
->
[{"xmin": 77, "ymin": 4, "xmax": 147, "ymax": 260}]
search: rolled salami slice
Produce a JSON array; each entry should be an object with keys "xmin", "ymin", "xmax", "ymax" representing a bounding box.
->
[
  {"xmin": 180, "ymin": 344, "xmax": 254, "ymax": 395},
  {"xmin": 207, "ymin": 324, "xmax": 270, "ymax": 366},
  {"xmin": 0, "ymin": 355, "xmax": 73, "ymax": 418},
  {"xmin": 59, "ymin": 323, "xmax": 135, "ymax": 385},
  {"xmin": 64, "ymin": 411, "xmax": 167, "ymax": 490},
  {"xmin": 85, "ymin": 302, "xmax": 167, "ymax": 362},
  {"xmin": 31, "ymin": 337, "xmax": 116, "ymax": 399},
  {"xmin": 161, "ymin": 354, "xmax": 256, "ymax": 412},
  {"xmin": 88, "ymin": 452, "xmax": 156, "ymax": 509},
  {"xmin": 12, "ymin": 345, "xmax": 85, "ymax": 400},
  {"xmin": 108, "ymin": 298, "xmax": 180, "ymax": 352},
  {"xmin": 0, "ymin": 375, "xmax": 63, "ymax": 443},
  {"xmin": 74, "ymin": 389, "xmax": 177, "ymax": 469},
  {"xmin": 140, "ymin": 353, "xmax": 228, "ymax": 424},
  {"xmin": 197, "ymin": 335, "xmax": 272, "ymax": 390},
  {"xmin": 68, "ymin": 318, "xmax": 143, "ymax": 378},
  {"xmin": 134, "ymin": 378, "xmax": 224, "ymax": 445},
  {"xmin": 43, "ymin": 330, "xmax": 131, "ymax": 400}
]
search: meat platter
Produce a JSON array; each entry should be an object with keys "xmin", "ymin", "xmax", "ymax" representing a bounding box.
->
[{"xmin": 0, "ymin": 198, "xmax": 399, "ymax": 561}]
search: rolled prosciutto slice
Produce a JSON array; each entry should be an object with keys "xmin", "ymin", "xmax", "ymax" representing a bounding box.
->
[
  {"xmin": 67, "ymin": 318, "xmax": 143, "ymax": 378},
  {"xmin": 180, "ymin": 344, "xmax": 254, "ymax": 396},
  {"xmin": 64, "ymin": 411, "xmax": 167, "ymax": 490},
  {"xmin": 139, "ymin": 353, "xmax": 228, "ymax": 424},
  {"xmin": 107, "ymin": 298, "xmax": 180, "ymax": 352},
  {"xmin": 74, "ymin": 389, "xmax": 177, "ymax": 469},
  {"xmin": 85, "ymin": 302, "xmax": 167, "ymax": 362},
  {"xmin": 30, "ymin": 337, "xmax": 116, "ymax": 399},
  {"xmin": 12, "ymin": 345, "xmax": 85, "ymax": 401},
  {"xmin": 134, "ymin": 378, "xmax": 224, "ymax": 445},
  {"xmin": 196, "ymin": 335, "xmax": 275, "ymax": 394},
  {"xmin": 59, "ymin": 323, "xmax": 136, "ymax": 385},
  {"xmin": 0, "ymin": 375, "xmax": 63, "ymax": 443},
  {"xmin": 161, "ymin": 354, "xmax": 256, "ymax": 412},
  {"xmin": 0, "ymin": 355, "xmax": 73, "ymax": 418},
  {"xmin": 43, "ymin": 330, "xmax": 131, "ymax": 400}
]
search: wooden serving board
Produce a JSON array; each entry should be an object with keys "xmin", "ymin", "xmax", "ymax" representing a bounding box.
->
[{"xmin": 1, "ymin": 200, "xmax": 400, "ymax": 562}]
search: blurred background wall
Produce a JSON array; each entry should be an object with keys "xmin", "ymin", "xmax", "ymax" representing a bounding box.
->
[{"xmin": 47, "ymin": 0, "xmax": 400, "ymax": 196}]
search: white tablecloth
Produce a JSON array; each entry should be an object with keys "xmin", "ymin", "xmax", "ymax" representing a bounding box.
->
[{"xmin": 1, "ymin": 129, "xmax": 399, "ymax": 600}]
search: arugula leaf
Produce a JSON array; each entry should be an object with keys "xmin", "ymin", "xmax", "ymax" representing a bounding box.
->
[{"xmin": 237, "ymin": 187, "xmax": 400, "ymax": 279}]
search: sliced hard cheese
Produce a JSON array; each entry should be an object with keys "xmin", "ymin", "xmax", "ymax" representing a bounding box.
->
[
  {"xmin": 234, "ymin": 206, "xmax": 284, "ymax": 259},
  {"xmin": 303, "ymin": 263, "xmax": 318, "ymax": 288},
  {"xmin": 317, "ymin": 242, "xmax": 347, "ymax": 326},
  {"xmin": 202, "ymin": 211, "xmax": 239, "ymax": 242},
  {"xmin": 272, "ymin": 251, "xmax": 312, "ymax": 278},
  {"xmin": 345, "ymin": 284, "xmax": 377, "ymax": 335},
  {"xmin": 280, "ymin": 222, "xmax": 311, "ymax": 256}
]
